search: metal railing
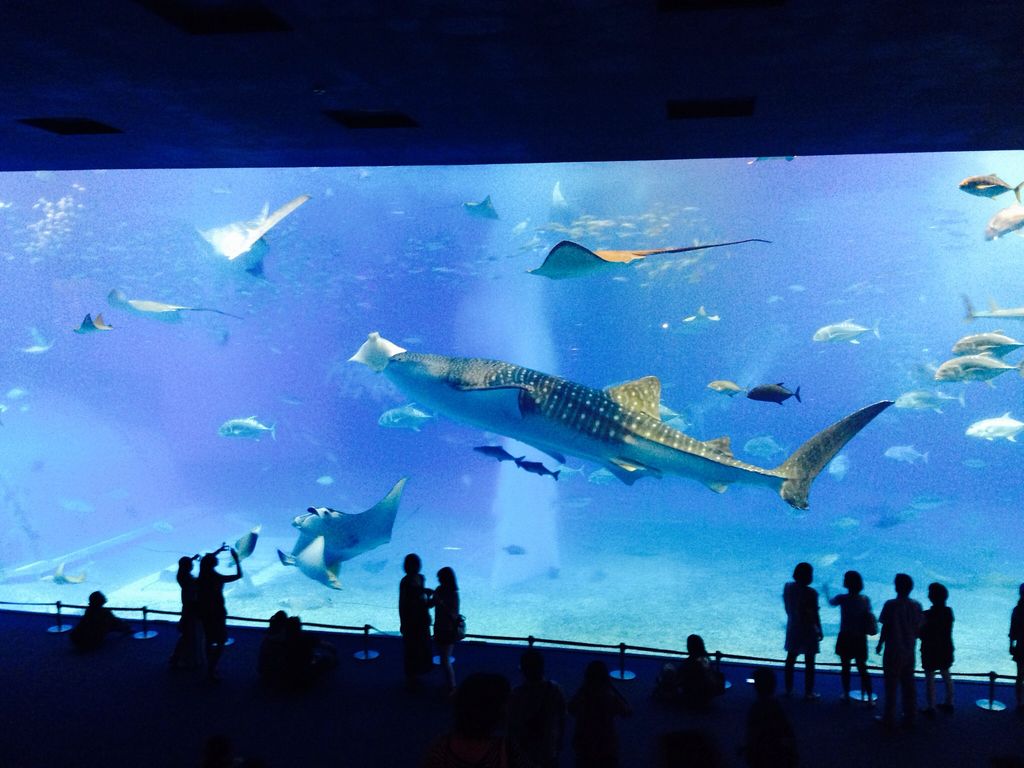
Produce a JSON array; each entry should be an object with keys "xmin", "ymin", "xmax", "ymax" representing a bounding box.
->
[{"xmin": 1, "ymin": 598, "xmax": 1015, "ymax": 711}]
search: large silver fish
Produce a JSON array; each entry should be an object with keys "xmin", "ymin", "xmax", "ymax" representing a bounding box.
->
[
  {"xmin": 984, "ymin": 205, "xmax": 1024, "ymax": 240},
  {"xmin": 349, "ymin": 333, "xmax": 891, "ymax": 510},
  {"xmin": 933, "ymin": 354, "xmax": 1022, "ymax": 383},
  {"xmin": 952, "ymin": 329, "xmax": 1024, "ymax": 358}
]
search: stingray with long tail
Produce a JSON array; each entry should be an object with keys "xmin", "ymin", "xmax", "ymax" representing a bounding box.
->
[
  {"xmin": 529, "ymin": 238, "xmax": 770, "ymax": 279},
  {"xmin": 107, "ymin": 289, "xmax": 243, "ymax": 321}
]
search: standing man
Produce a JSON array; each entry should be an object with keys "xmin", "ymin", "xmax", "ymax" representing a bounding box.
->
[{"xmin": 875, "ymin": 573, "xmax": 923, "ymax": 728}]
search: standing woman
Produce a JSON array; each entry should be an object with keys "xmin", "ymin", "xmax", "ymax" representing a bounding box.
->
[
  {"xmin": 197, "ymin": 544, "xmax": 242, "ymax": 681},
  {"xmin": 783, "ymin": 561, "xmax": 823, "ymax": 699},
  {"xmin": 169, "ymin": 555, "xmax": 204, "ymax": 670},
  {"xmin": 432, "ymin": 566, "xmax": 460, "ymax": 692},
  {"xmin": 1010, "ymin": 583, "xmax": 1024, "ymax": 711},
  {"xmin": 399, "ymin": 553, "xmax": 433, "ymax": 691},
  {"xmin": 825, "ymin": 570, "xmax": 875, "ymax": 703}
]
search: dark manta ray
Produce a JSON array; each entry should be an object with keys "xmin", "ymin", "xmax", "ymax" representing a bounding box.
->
[
  {"xmin": 529, "ymin": 238, "xmax": 770, "ymax": 279},
  {"xmin": 350, "ymin": 333, "xmax": 892, "ymax": 510},
  {"xmin": 277, "ymin": 478, "xmax": 407, "ymax": 589}
]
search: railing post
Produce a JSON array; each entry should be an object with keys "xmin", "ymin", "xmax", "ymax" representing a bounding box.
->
[
  {"xmin": 715, "ymin": 650, "xmax": 732, "ymax": 690},
  {"xmin": 975, "ymin": 670, "xmax": 1006, "ymax": 711},
  {"xmin": 47, "ymin": 600, "xmax": 72, "ymax": 634},
  {"xmin": 133, "ymin": 606, "xmax": 158, "ymax": 640},
  {"xmin": 528, "ymin": 635, "xmax": 536, "ymax": 648},
  {"xmin": 353, "ymin": 624, "xmax": 379, "ymax": 661},
  {"xmin": 609, "ymin": 642, "xmax": 635, "ymax": 681}
]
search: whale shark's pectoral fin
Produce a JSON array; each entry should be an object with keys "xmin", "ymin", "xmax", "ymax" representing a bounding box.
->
[
  {"xmin": 607, "ymin": 458, "xmax": 661, "ymax": 485},
  {"xmin": 704, "ymin": 482, "xmax": 729, "ymax": 494},
  {"xmin": 702, "ymin": 436, "xmax": 733, "ymax": 456},
  {"xmin": 605, "ymin": 376, "xmax": 663, "ymax": 419}
]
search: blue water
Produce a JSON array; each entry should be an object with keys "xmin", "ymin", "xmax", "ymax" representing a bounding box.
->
[{"xmin": 1, "ymin": 154, "xmax": 1022, "ymax": 672}]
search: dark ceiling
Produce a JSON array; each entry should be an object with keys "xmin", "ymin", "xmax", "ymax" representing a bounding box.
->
[{"xmin": 1, "ymin": 0, "xmax": 1022, "ymax": 171}]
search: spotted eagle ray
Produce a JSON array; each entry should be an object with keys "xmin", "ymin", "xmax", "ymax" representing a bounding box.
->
[
  {"xmin": 107, "ymin": 289, "xmax": 243, "ymax": 321},
  {"xmin": 350, "ymin": 333, "xmax": 891, "ymax": 509},
  {"xmin": 199, "ymin": 194, "xmax": 311, "ymax": 277},
  {"xmin": 277, "ymin": 477, "xmax": 407, "ymax": 589},
  {"xmin": 73, "ymin": 313, "xmax": 113, "ymax": 334},
  {"xmin": 529, "ymin": 238, "xmax": 771, "ymax": 279}
]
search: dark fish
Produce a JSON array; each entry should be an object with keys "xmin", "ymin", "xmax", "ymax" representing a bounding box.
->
[
  {"xmin": 514, "ymin": 458, "xmax": 560, "ymax": 480},
  {"xmin": 747, "ymin": 383, "xmax": 801, "ymax": 405},
  {"xmin": 473, "ymin": 445, "xmax": 523, "ymax": 462},
  {"xmin": 959, "ymin": 174, "xmax": 1023, "ymax": 203},
  {"xmin": 503, "ymin": 545, "xmax": 527, "ymax": 556}
]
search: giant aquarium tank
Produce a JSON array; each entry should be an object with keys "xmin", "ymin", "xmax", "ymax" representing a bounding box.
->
[{"xmin": 1, "ymin": 153, "xmax": 1022, "ymax": 673}]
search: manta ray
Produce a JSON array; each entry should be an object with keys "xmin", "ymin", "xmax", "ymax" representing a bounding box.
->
[
  {"xmin": 277, "ymin": 477, "xmax": 407, "ymax": 589},
  {"xmin": 350, "ymin": 333, "xmax": 892, "ymax": 509},
  {"xmin": 107, "ymin": 289, "xmax": 243, "ymax": 321},
  {"xmin": 199, "ymin": 194, "xmax": 311, "ymax": 276},
  {"xmin": 529, "ymin": 238, "xmax": 771, "ymax": 279}
]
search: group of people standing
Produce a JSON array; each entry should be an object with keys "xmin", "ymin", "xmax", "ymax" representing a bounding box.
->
[
  {"xmin": 780, "ymin": 561, "xmax": 1012, "ymax": 727},
  {"xmin": 400, "ymin": 553, "xmax": 462, "ymax": 692}
]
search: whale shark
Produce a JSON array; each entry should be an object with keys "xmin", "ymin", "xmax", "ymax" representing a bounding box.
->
[
  {"xmin": 277, "ymin": 477, "xmax": 407, "ymax": 589},
  {"xmin": 350, "ymin": 333, "xmax": 892, "ymax": 509},
  {"xmin": 107, "ymin": 289, "xmax": 243, "ymax": 321},
  {"xmin": 199, "ymin": 194, "xmax": 311, "ymax": 276}
]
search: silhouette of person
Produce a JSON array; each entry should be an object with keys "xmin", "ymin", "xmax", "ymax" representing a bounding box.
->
[
  {"xmin": 568, "ymin": 660, "xmax": 632, "ymax": 768},
  {"xmin": 197, "ymin": 544, "xmax": 242, "ymax": 681},
  {"xmin": 824, "ymin": 569, "xmax": 875, "ymax": 703},
  {"xmin": 742, "ymin": 668, "xmax": 797, "ymax": 768},
  {"xmin": 169, "ymin": 554, "xmax": 203, "ymax": 670},
  {"xmin": 676, "ymin": 634, "xmax": 726, "ymax": 711},
  {"xmin": 431, "ymin": 566, "xmax": 460, "ymax": 692},
  {"xmin": 920, "ymin": 582, "xmax": 955, "ymax": 716},
  {"xmin": 422, "ymin": 672, "xmax": 515, "ymax": 767},
  {"xmin": 507, "ymin": 648, "xmax": 567, "ymax": 768},
  {"xmin": 875, "ymin": 572, "xmax": 923, "ymax": 728},
  {"xmin": 400, "ymin": 553, "xmax": 434, "ymax": 690},
  {"xmin": 69, "ymin": 590, "xmax": 132, "ymax": 651},
  {"xmin": 1011, "ymin": 583, "xmax": 1024, "ymax": 712},
  {"xmin": 259, "ymin": 610, "xmax": 337, "ymax": 690},
  {"xmin": 783, "ymin": 562, "xmax": 823, "ymax": 699}
]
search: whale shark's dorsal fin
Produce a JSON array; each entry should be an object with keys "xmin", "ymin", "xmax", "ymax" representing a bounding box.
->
[
  {"xmin": 605, "ymin": 376, "xmax": 663, "ymax": 419},
  {"xmin": 349, "ymin": 332, "xmax": 407, "ymax": 372},
  {"xmin": 703, "ymin": 436, "xmax": 733, "ymax": 456}
]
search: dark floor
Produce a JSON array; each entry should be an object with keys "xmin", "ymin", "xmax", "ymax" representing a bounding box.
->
[{"xmin": 0, "ymin": 609, "xmax": 1022, "ymax": 768}]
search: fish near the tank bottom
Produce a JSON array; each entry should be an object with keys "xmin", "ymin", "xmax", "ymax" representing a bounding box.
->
[{"xmin": 349, "ymin": 332, "xmax": 893, "ymax": 510}]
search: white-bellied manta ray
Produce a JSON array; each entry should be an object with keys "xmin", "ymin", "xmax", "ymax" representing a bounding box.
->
[
  {"xmin": 277, "ymin": 477, "xmax": 407, "ymax": 589},
  {"xmin": 350, "ymin": 333, "xmax": 892, "ymax": 510},
  {"xmin": 199, "ymin": 194, "xmax": 311, "ymax": 277}
]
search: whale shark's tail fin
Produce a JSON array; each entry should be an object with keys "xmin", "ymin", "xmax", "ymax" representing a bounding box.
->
[{"xmin": 775, "ymin": 401, "xmax": 893, "ymax": 509}]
